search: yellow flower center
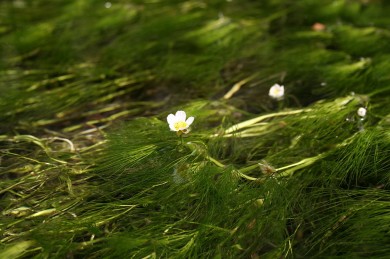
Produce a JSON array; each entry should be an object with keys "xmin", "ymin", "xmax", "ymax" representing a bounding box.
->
[
  {"xmin": 271, "ymin": 88, "xmax": 281, "ymax": 95},
  {"xmin": 174, "ymin": 121, "xmax": 187, "ymax": 131}
]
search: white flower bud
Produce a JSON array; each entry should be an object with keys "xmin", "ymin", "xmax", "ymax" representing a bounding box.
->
[{"xmin": 269, "ymin": 84, "xmax": 284, "ymax": 100}]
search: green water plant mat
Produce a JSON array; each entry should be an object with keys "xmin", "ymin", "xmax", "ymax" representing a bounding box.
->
[{"xmin": 1, "ymin": 0, "xmax": 390, "ymax": 258}]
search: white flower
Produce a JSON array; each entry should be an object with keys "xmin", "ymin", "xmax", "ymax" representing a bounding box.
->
[
  {"xmin": 269, "ymin": 84, "xmax": 284, "ymax": 100},
  {"xmin": 167, "ymin": 110, "xmax": 194, "ymax": 133},
  {"xmin": 357, "ymin": 107, "xmax": 367, "ymax": 117}
]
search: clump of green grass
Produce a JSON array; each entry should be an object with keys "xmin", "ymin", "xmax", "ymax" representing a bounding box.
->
[{"xmin": 1, "ymin": 0, "xmax": 390, "ymax": 258}]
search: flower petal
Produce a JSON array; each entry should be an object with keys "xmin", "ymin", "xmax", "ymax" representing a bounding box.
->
[
  {"xmin": 175, "ymin": 110, "xmax": 186, "ymax": 122},
  {"xmin": 182, "ymin": 128, "xmax": 190, "ymax": 134},
  {"xmin": 186, "ymin": 116, "xmax": 194, "ymax": 126},
  {"xmin": 167, "ymin": 114, "xmax": 176, "ymax": 124},
  {"xmin": 169, "ymin": 123, "xmax": 178, "ymax": 131}
]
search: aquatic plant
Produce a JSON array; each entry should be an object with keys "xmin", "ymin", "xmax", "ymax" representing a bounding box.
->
[
  {"xmin": 269, "ymin": 84, "xmax": 285, "ymax": 100},
  {"xmin": 167, "ymin": 110, "xmax": 194, "ymax": 134},
  {"xmin": 1, "ymin": 0, "xmax": 390, "ymax": 258}
]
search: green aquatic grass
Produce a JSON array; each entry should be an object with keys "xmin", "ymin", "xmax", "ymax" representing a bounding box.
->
[{"xmin": 1, "ymin": 0, "xmax": 390, "ymax": 258}]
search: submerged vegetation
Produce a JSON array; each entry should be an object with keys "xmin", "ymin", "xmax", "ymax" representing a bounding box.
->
[{"xmin": 1, "ymin": 0, "xmax": 390, "ymax": 258}]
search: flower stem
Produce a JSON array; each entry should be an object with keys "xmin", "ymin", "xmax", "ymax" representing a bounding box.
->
[{"xmin": 277, "ymin": 99, "xmax": 284, "ymax": 110}]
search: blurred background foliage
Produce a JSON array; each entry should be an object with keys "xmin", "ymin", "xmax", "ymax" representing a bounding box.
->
[{"xmin": 1, "ymin": 0, "xmax": 390, "ymax": 258}]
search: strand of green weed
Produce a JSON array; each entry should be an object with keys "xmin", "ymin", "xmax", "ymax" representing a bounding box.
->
[
  {"xmin": 223, "ymin": 109, "xmax": 310, "ymax": 135},
  {"xmin": 238, "ymin": 132, "xmax": 360, "ymax": 178},
  {"xmin": 186, "ymin": 141, "xmax": 257, "ymax": 180},
  {"xmin": 205, "ymin": 154, "xmax": 257, "ymax": 181}
]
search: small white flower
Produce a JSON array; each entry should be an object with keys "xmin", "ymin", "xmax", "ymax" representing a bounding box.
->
[
  {"xmin": 357, "ymin": 107, "xmax": 367, "ymax": 117},
  {"xmin": 167, "ymin": 110, "xmax": 194, "ymax": 133},
  {"xmin": 269, "ymin": 84, "xmax": 284, "ymax": 100}
]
